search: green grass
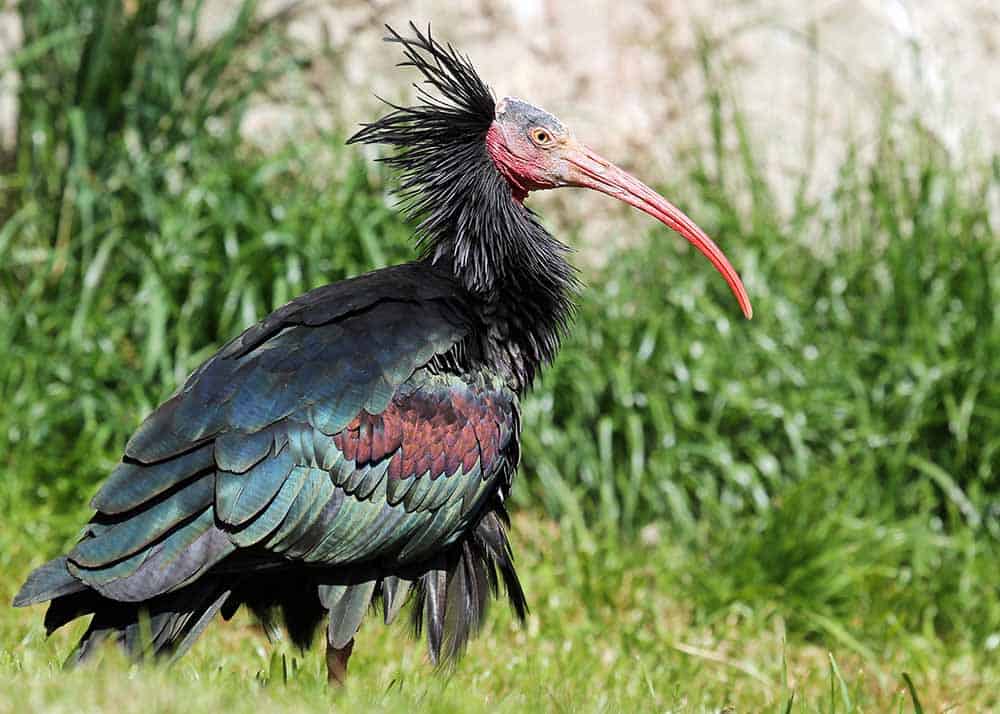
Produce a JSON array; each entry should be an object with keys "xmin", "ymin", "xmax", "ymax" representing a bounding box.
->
[
  {"xmin": 4, "ymin": 513, "xmax": 991, "ymax": 713},
  {"xmin": 2, "ymin": 1, "xmax": 998, "ymax": 711}
]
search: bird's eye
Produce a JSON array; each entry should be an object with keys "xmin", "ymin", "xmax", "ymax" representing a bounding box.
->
[{"xmin": 531, "ymin": 128, "xmax": 552, "ymax": 145}]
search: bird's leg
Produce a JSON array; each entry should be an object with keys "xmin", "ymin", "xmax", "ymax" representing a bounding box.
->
[{"xmin": 326, "ymin": 636, "xmax": 354, "ymax": 686}]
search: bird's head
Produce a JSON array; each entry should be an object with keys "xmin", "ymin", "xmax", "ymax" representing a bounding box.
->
[
  {"xmin": 349, "ymin": 24, "xmax": 752, "ymax": 319},
  {"xmin": 487, "ymin": 97, "xmax": 752, "ymax": 319}
]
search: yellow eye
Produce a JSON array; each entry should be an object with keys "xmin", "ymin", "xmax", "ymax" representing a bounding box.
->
[{"xmin": 530, "ymin": 128, "xmax": 552, "ymax": 145}]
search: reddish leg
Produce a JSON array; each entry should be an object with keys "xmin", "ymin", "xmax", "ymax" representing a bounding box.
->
[{"xmin": 326, "ymin": 637, "xmax": 354, "ymax": 686}]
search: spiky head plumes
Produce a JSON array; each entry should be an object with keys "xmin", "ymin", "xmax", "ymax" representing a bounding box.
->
[{"xmin": 347, "ymin": 24, "xmax": 575, "ymax": 301}]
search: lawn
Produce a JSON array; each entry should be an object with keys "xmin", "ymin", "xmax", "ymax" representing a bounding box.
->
[
  {"xmin": 3, "ymin": 511, "xmax": 995, "ymax": 713},
  {"xmin": 1, "ymin": 2, "xmax": 998, "ymax": 711}
]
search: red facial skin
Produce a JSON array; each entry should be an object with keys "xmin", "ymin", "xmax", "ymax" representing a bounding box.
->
[
  {"xmin": 485, "ymin": 102, "xmax": 753, "ymax": 320},
  {"xmin": 485, "ymin": 124, "xmax": 552, "ymax": 201}
]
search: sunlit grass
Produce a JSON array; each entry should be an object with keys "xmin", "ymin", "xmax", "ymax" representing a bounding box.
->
[{"xmin": 2, "ymin": 513, "xmax": 995, "ymax": 713}]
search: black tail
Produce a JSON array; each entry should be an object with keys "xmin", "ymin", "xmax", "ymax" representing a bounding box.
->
[
  {"xmin": 19, "ymin": 572, "xmax": 232, "ymax": 666},
  {"xmin": 14, "ymin": 517, "xmax": 237, "ymax": 665},
  {"xmin": 412, "ymin": 504, "xmax": 528, "ymax": 663}
]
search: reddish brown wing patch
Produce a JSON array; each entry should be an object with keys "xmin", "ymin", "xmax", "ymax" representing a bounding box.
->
[{"xmin": 333, "ymin": 380, "xmax": 513, "ymax": 480}]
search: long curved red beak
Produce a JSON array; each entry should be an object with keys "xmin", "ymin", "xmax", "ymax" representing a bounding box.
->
[{"xmin": 563, "ymin": 145, "xmax": 753, "ymax": 319}]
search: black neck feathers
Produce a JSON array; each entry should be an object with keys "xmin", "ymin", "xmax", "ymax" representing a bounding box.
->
[{"xmin": 347, "ymin": 24, "xmax": 578, "ymax": 388}]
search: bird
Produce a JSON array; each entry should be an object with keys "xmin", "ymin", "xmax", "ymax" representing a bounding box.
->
[{"xmin": 13, "ymin": 23, "xmax": 752, "ymax": 684}]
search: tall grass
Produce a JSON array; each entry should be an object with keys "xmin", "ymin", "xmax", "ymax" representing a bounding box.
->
[
  {"xmin": 2, "ymin": 0, "xmax": 412, "ymax": 522},
  {"xmin": 1, "ymin": 0, "xmax": 998, "ymax": 696},
  {"xmin": 520, "ymin": 74, "xmax": 1000, "ymax": 653}
]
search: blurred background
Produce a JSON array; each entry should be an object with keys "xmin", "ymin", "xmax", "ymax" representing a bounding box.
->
[{"xmin": 0, "ymin": 1, "xmax": 998, "ymax": 712}]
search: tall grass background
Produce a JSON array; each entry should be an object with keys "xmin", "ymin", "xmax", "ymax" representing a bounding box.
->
[{"xmin": 1, "ymin": 1, "xmax": 997, "ymax": 711}]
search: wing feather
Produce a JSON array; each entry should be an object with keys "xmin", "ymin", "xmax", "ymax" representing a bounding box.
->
[
  {"xmin": 91, "ymin": 443, "xmax": 214, "ymax": 514},
  {"xmin": 37, "ymin": 271, "xmax": 520, "ymax": 615},
  {"xmin": 70, "ymin": 478, "xmax": 214, "ymax": 568},
  {"xmin": 215, "ymin": 444, "xmax": 295, "ymax": 526}
]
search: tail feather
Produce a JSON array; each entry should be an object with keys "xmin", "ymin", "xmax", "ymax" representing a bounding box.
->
[
  {"xmin": 419, "ymin": 565, "xmax": 448, "ymax": 660},
  {"xmin": 326, "ymin": 580, "xmax": 377, "ymax": 649},
  {"xmin": 12, "ymin": 557, "xmax": 86, "ymax": 607},
  {"xmin": 381, "ymin": 575, "xmax": 412, "ymax": 625},
  {"xmin": 64, "ymin": 579, "xmax": 232, "ymax": 667},
  {"xmin": 443, "ymin": 540, "xmax": 491, "ymax": 658},
  {"xmin": 413, "ymin": 504, "xmax": 527, "ymax": 663},
  {"xmin": 158, "ymin": 587, "xmax": 232, "ymax": 660},
  {"xmin": 472, "ymin": 506, "xmax": 528, "ymax": 620},
  {"xmin": 43, "ymin": 588, "xmax": 104, "ymax": 635},
  {"xmin": 16, "ymin": 560, "xmax": 235, "ymax": 666}
]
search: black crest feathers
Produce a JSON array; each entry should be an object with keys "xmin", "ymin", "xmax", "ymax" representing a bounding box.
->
[
  {"xmin": 348, "ymin": 23, "xmax": 495, "ymax": 145},
  {"xmin": 348, "ymin": 23, "xmax": 579, "ymax": 388},
  {"xmin": 348, "ymin": 24, "xmax": 539, "ymax": 291},
  {"xmin": 347, "ymin": 25, "xmax": 503, "ymax": 282}
]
